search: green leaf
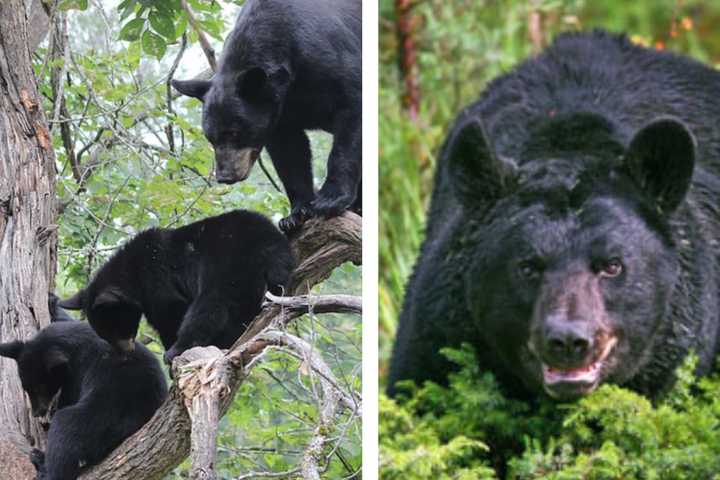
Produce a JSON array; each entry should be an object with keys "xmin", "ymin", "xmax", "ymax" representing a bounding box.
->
[
  {"xmin": 141, "ymin": 30, "xmax": 167, "ymax": 59},
  {"xmin": 174, "ymin": 12, "xmax": 189, "ymax": 40},
  {"xmin": 149, "ymin": 13, "xmax": 176, "ymax": 40},
  {"xmin": 119, "ymin": 18, "xmax": 146, "ymax": 42},
  {"xmin": 58, "ymin": 0, "xmax": 89, "ymax": 11},
  {"xmin": 153, "ymin": 1, "xmax": 176, "ymax": 17},
  {"xmin": 126, "ymin": 41, "xmax": 142, "ymax": 70},
  {"xmin": 117, "ymin": 0, "xmax": 137, "ymax": 19}
]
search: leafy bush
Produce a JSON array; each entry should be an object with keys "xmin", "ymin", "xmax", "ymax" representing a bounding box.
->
[{"xmin": 380, "ymin": 346, "xmax": 720, "ymax": 479}]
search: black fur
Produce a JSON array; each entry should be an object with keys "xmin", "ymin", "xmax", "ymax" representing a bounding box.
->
[
  {"xmin": 173, "ymin": 0, "xmax": 362, "ymax": 233},
  {"xmin": 389, "ymin": 31, "xmax": 720, "ymax": 400},
  {"xmin": 60, "ymin": 210, "xmax": 295, "ymax": 364},
  {"xmin": 0, "ymin": 299, "xmax": 167, "ymax": 480},
  {"xmin": 48, "ymin": 293, "xmax": 75, "ymax": 322}
]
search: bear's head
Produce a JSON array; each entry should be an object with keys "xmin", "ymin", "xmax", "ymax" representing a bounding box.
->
[
  {"xmin": 172, "ymin": 65, "xmax": 291, "ymax": 184},
  {"xmin": 59, "ymin": 286, "xmax": 141, "ymax": 354},
  {"xmin": 447, "ymin": 114, "xmax": 695, "ymax": 400},
  {"xmin": 0, "ymin": 334, "xmax": 69, "ymax": 417}
]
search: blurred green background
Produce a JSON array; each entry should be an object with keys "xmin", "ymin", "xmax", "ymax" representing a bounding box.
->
[{"xmin": 379, "ymin": 0, "xmax": 720, "ymax": 382}]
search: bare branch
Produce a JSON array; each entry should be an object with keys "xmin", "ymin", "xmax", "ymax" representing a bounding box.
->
[
  {"xmin": 265, "ymin": 291, "xmax": 362, "ymax": 321},
  {"xmin": 261, "ymin": 332, "xmax": 342, "ymax": 480},
  {"xmin": 176, "ymin": 346, "xmax": 232, "ymax": 480},
  {"xmin": 166, "ymin": 33, "xmax": 187, "ymax": 154}
]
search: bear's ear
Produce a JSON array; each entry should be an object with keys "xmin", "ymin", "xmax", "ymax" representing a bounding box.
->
[
  {"xmin": 0, "ymin": 340, "xmax": 24, "ymax": 360},
  {"xmin": 238, "ymin": 67, "xmax": 268, "ymax": 100},
  {"xmin": 58, "ymin": 290, "xmax": 85, "ymax": 311},
  {"xmin": 624, "ymin": 117, "xmax": 695, "ymax": 213},
  {"xmin": 91, "ymin": 288, "xmax": 131, "ymax": 310},
  {"xmin": 45, "ymin": 348, "xmax": 69, "ymax": 374},
  {"xmin": 172, "ymin": 79, "xmax": 211, "ymax": 101},
  {"xmin": 238, "ymin": 66, "xmax": 290, "ymax": 102},
  {"xmin": 447, "ymin": 116, "xmax": 517, "ymax": 208}
]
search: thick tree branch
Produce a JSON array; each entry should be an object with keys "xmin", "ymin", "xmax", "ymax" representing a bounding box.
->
[{"xmin": 78, "ymin": 212, "xmax": 362, "ymax": 480}]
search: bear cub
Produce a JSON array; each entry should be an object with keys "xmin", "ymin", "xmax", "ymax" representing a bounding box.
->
[
  {"xmin": 61, "ymin": 209, "xmax": 295, "ymax": 363},
  {"xmin": 0, "ymin": 295, "xmax": 167, "ymax": 479}
]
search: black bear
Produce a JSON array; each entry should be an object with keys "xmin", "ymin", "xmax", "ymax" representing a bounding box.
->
[
  {"xmin": 389, "ymin": 31, "xmax": 720, "ymax": 401},
  {"xmin": 0, "ymin": 296, "xmax": 167, "ymax": 479},
  {"xmin": 173, "ymin": 0, "xmax": 362, "ymax": 233},
  {"xmin": 60, "ymin": 210, "xmax": 295, "ymax": 363}
]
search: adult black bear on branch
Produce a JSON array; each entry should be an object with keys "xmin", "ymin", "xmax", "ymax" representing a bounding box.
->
[{"xmin": 173, "ymin": 0, "xmax": 362, "ymax": 233}]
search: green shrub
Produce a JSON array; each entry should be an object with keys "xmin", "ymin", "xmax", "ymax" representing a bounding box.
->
[{"xmin": 380, "ymin": 346, "xmax": 720, "ymax": 479}]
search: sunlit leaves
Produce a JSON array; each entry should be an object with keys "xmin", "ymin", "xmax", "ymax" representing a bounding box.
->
[
  {"xmin": 141, "ymin": 29, "xmax": 167, "ymax": 58},
  {"xmin": 119, "ymin": 17, "xmax": 145, "ymax": 41},
  {"xmin": 149, "ymin": 13, "xmax": 176, "ymax": 40},
  {"xmin": 58, "ymin": 0, "xmax": 89, "ymax": 11}
]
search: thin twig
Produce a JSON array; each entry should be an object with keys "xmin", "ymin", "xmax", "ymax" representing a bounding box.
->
[
  {"xmin": 180, "ymin": 0, "xmax": 217, "ymax": 71},
  {"xmin": 166, "ymin": 33, "xmax": 188, "ymax": 154}
]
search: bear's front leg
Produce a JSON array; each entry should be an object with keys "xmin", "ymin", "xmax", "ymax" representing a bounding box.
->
[
  {"xmin": 41, "ymin": 406, "xmax": 90, "ymax": 480},
  {"xmin": 311, "ymin": 114, "xmax": 361, "ymax": 218},
  {"xmin": 266, "ymin": 128, "xmax": 315, "ymax": 234}
]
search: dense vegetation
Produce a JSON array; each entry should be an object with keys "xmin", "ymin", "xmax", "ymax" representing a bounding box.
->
[
  {"xmin": 381, "ymin": 347, "xmax": 720, "ymax": 479},
  {"xmin": 380, "ymin": 0, "xmax": 720, "ymax": 478},
  {"xmin": 41, "ymin": 0, "xmax": 360, "ymax": 477}
]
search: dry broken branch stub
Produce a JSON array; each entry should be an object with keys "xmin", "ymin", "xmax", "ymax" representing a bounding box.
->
[{"xmin": 78, "ymin": 211, "xmax": 362, "ymax": 480}]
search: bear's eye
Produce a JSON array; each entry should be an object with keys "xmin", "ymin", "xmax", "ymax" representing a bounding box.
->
[
  {"xmin": 597, "ymin": 258, "xmax": 623, "ymax": 277},
  {"xmin": 518, "ymin": 260, "xmax": 542, "ymax": 279}
]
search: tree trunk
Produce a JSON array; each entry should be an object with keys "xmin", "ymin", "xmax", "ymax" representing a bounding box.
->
[{"xmin": 0, "ymin": 0, "xmax": 58, "ymax": 478}]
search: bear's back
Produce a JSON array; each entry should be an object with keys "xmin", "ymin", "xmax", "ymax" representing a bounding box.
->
[{"xmin": 474, "ymin": 31, "xmax": 720, "ymax": 166}]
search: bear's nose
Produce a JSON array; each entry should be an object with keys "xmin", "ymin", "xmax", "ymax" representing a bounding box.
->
[{"xmin": 543, "ymin": 320, "xmax": 594, "ymax": 366}]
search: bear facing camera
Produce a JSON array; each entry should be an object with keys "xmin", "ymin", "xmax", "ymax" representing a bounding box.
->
[
  {"xmin": 60, "ymin": 209, "xmax": 295, "ymax": 364},
  {"xmin": 389, "ymin": 30, "xmax": 720, "ymax": 401}
]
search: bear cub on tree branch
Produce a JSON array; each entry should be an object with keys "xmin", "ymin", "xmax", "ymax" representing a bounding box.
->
[
  {"xmin": 0, "ymin": 295, "xmax": 168, "ymax": 480},
  {"xmin": 61, "ymin": 209, "xmax": 295, "ymax": 364}
]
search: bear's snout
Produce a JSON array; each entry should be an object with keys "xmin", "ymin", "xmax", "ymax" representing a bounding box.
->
[
  {"xmin": 542, "ymin": 315, "xmax": 596, "ymax": 368},
  {"xmin": 215, "ymin": 147, "xmax": 260, "ymax": 183}
]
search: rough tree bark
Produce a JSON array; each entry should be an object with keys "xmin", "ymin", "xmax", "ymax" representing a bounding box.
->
[
  {"xmin": 0, "ymin": 0, "xmax": 58, "ymax": 478},
  {"xmin": 78, "ymin": 212, "xmax": 362, "ymax": 480}
]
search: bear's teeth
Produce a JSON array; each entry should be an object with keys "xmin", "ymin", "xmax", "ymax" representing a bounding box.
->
[{"xmin": 543, "ymin": 361, "xmax": 600, "ymax": 383}]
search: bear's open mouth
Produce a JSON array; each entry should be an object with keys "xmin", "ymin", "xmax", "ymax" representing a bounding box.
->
[{"xmin": 541, "ymin": 336, "xmax": 617, "ymax": 399}]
